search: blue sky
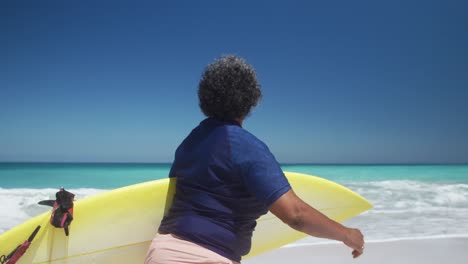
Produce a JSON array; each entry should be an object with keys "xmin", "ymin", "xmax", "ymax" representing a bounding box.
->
[{"xmin": 1, "ymin": 0, "xmax": 467, "ymax": 164}]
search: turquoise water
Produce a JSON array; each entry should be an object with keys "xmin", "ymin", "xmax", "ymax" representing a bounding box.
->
[
  {"xmin": 0, "ymin": 163, "xmax": 467, "ymax": 189},
  {"xmin": 282, "ymin": 164, "xmax": 468, "ymax": 183},
  {"xmin": 1, "ymin": 163, "xmax": 468, "ymax": 239},
  {"xmin": 0, "ymin": 163, "xmax": 171, "ymax": 189}
]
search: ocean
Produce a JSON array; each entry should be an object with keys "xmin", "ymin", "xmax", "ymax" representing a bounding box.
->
[{"xmin": 1, "ymin": 163, "xmax": 467, "ymax": 244}]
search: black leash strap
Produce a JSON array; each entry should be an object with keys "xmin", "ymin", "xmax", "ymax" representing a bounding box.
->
[{"xmin": 0, "ymin": 225, "xmax": 41, "ymax": 264}]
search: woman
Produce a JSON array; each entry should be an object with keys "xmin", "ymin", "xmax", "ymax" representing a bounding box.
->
[{"xmin": 145, "ymin": 55, "xmax": 364, "ymax": 264}]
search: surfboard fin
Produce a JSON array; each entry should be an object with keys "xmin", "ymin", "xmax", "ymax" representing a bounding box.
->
[
  {"xmin": 38, "ymin": 200, "xmax": 55, "ymax": 207},
  {"xmin": 38, "ymin": 188, "xmax": 75, "ymax": 236}
]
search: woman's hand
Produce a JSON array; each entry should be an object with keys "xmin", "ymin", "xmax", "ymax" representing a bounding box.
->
[{"xmin": 343, "ymin": 228, "xmax": 365, "ymax": 258}]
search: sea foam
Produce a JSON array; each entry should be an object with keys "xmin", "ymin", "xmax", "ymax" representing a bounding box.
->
[
  {"xmin": 0, "ymin": 188, "xmax": 105, "ymax": 233},
  {"xmin": 1, "ymin": 180, "xmax": 468, "ymax": 240}
]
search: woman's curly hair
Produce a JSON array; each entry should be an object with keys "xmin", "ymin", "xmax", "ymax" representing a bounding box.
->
[{"xmin": 198, "ymin": 55, "xmax": 262, "ymax": 121}]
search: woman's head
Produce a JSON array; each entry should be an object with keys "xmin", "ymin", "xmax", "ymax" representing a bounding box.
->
[{"xmin": 198, "ymin": 55, "xmax": 262, "ymax": 121}]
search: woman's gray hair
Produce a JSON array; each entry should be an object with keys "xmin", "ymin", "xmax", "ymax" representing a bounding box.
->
[{"xmin": 198, "ymin": 55, "xmax": 262, "ymax": 120}]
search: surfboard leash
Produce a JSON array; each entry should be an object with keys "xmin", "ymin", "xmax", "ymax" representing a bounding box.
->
[{"xmin": 0, "ymin": 225, "xmax": 41, "ymax": 264}]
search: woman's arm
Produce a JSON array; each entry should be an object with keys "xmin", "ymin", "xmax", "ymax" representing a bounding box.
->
[{"xmin": 269, "ymin": 189, "xmax": 365, "ymax": 258}]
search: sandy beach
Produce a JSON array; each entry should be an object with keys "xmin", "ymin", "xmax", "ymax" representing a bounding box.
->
[{"xmin": 245, "ymin": 236, "xmax": 468, "ymax": 264}]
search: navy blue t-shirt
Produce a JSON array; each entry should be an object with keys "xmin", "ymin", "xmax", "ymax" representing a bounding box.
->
[{"xmin": 158, "ymin": 118, "xmax": 291, "ymax": 262}]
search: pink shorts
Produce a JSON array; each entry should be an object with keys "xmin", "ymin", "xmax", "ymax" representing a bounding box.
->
[{"xmin": 145, "ymin": 233, "xmax": 240, "ymax": 264}]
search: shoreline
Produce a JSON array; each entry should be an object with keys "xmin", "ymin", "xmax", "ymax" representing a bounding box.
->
[
  {"xmin": 288, "ymin": 233, "xmax": 468, "ymax": 246},
  {"xmin": 245, "ymin": 235, "xmax": 468, "ymax": 264}
]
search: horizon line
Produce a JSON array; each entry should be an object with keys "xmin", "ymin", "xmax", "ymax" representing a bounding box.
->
[{"xmin": 1, "ymin": 161, "xmax": 467, "ymax": 166}]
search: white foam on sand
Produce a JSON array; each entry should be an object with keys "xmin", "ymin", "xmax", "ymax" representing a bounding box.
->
[{"xmin": 244, "ymin": 236, "xmax": 468, "ymax": 264}]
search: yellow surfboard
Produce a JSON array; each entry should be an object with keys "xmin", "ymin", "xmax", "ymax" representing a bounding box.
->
[{"xmin": 0, "ymin": 172, "xmax": 372, "ymax": 263}]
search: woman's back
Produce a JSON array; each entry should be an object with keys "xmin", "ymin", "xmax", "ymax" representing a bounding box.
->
[{"xmin": 159, "ymin": 117, "xmax": 290, "ymax": 262}]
